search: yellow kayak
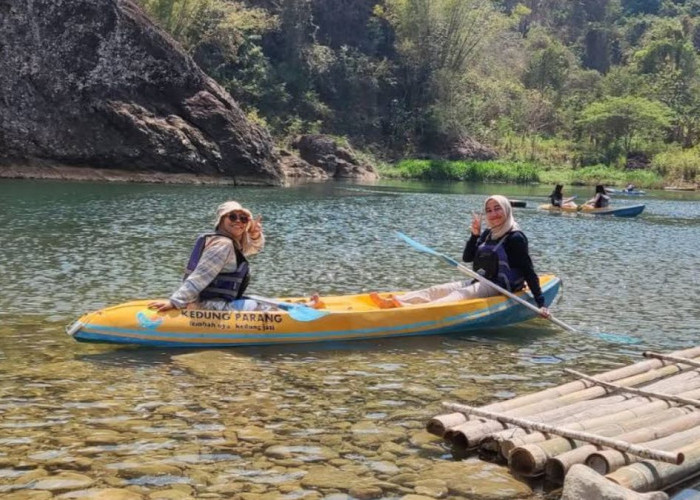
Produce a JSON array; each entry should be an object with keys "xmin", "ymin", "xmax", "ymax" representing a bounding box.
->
[{"xmin": 66, "ymin": 275, "xmax": 561, "ymax": 347}]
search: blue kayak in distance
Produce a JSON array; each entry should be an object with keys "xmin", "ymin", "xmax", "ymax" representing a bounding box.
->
[
  {"xmin": 539, "ymin": 204, "xmax": 645, "ymax": 217},
  {"xmin": 606, "ymin": 188, "xmax": 647, "ymax": 196}
]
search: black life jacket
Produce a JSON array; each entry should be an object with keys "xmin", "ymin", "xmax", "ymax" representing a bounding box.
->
[
  {"xmin": 472, "ymin": 230, "xmax": 525, "ymax": 292},
  {"xmin": 595, "ymin": 194, "xmax": 610, "ymax": 208},
  {"xmin": 550, "ymin": 192, "xmax": 563, "ymax": 207},
  {"xmin": 184, "ymin": 233, "xmax": 250, "ymax": 301}
]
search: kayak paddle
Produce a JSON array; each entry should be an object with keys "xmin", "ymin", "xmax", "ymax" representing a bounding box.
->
[{"xmin": 395, "ymin": 232, "xmax": 639, "ymax": 343}]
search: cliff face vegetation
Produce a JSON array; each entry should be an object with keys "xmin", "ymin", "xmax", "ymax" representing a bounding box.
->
[
  {"xmin": 138, "ymin": 0, "xmax": 700, "ymax": 184},
  {"xmin": 0, "ymin": 0, "xmax": 283, "ymax": 184}
]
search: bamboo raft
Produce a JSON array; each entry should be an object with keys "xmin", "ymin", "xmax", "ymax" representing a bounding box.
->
[{"xmin": 427, "ymin": 347, "xmax": 700, "ymax": 495}]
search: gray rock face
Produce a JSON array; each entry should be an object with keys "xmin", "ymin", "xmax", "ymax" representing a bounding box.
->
[
  {"xmin": 0, "ymin": 0, "xmax": 283, "ymax": 185},
  {"xmin": 292, "ymin": 134, "xmax": 377, "ymax": 180}
]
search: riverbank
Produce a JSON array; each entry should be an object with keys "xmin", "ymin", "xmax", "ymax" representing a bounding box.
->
[
  {"xmin": 377, "ymin": 159, "xmax": 697, "ymax": 190},
  {"xmin": 2, "ymin": 159, "xmax": 698, "ymax": 191},
  {"xmin": 0, "ymin": 163, "xmax": 259, "ymax": 185}
]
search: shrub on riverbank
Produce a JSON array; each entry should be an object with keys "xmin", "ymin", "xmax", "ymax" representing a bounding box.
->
[
  {"xmin": 539, "ymin": 164, "xmax": 664, "ymax": 188},
  {"xmin": 652, "ymin": 148, "xmax": 699, "ymax": 186},
  {"xmin": 380, "ymin": 159, "xmax": 667, "ymax": 188},
  {"xmin": 380, "ymin": 159, "xmax": 539, "ymax": 183}
]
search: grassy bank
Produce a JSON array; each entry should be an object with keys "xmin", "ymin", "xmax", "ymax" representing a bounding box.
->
[{"xmin": 378, "ymin": 159, "xmax": 676, "ymax": 188}]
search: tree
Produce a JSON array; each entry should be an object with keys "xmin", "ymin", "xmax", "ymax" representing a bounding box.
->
[{"xmin": 577, "ymin": 96, "xmax": 673, "ymax": 154}]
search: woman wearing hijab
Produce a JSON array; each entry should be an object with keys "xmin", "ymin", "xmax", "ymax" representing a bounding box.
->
[
  {"xmin": 149, "ymin": 201, "xmax": 264, "ymax": 312},
  {"xmin": 370, "ymin": 195, "xmax": 549, "ymax": 317}
]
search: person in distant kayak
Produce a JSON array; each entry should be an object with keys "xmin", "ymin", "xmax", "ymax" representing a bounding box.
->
[
  {"xmin": 625, "ymin": 183, "xmax": 636, "ymax": 192},
  {"xmin": 549, "ymin": 184, "xmax": 577, "ymax": 208},
  {"xmin": 585, "ymin": 185, "xmax": 611, "ymax": 208},
  {"xmin": 149, "ymin": 201, "xmax": 264, "ymax": 312},
  {"xmin": 369, "ymin": 195, "xmax": 550, "ymax": 318}
]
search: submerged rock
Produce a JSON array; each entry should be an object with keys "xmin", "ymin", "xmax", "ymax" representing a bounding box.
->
[{"xmin": 0, "ymin": 0, "xmax": 282, "ymax": 185}]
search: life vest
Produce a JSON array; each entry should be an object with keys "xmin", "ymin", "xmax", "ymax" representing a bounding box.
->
[
  {"xmin": 595, "ymin": 194, "xmax": 610, "ymax": 208},
  {"xmin": 184, "ymin": 233, "xmax": 250, "ymax": 301},
  {"xmin": 472, "ymin": 231, "xmax": 525, "ymax": 292},
  {"xmin": 550, "ymin": 193, "xmax": 562, "ymax": 207}
]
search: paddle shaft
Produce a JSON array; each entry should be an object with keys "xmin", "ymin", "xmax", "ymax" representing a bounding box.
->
[{"xmin": 451, "ymin": 260, "xmax": 578, "ymax": 333}]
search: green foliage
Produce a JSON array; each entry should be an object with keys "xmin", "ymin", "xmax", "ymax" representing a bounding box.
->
[
  {"xmin": 135, "ymin": 0, "xmax": 700, "ymax": 186},
  {"xmin": 385, "ymin": 159, "xmax": 539, "ymax": 183},
  {"xmin": 577, "ymin": 96, "xmax": 674, "ymax": 153},
  {"xmin": 539, "ymin": 164, "xmax": 664, "ymax": 188},
  {"xmin": 522, "ymin": 33, "xmax": 572, "ymax": 97},
  {"xmin": 652, "ymin": 146, "xmax": 700, "ymax": 183}
]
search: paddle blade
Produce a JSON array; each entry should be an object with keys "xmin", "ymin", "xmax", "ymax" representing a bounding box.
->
[
  {"xmin": 246, "ymin": 295, "xmax": 330, "ymax": 322},
  {"xmin": 286, "ymin": 306, "xmax": 330, "ymax": 322}
]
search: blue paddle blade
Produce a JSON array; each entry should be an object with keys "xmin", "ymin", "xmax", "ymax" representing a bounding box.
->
[
  {"xmin": 246, "ymin": 295, "xmax": 329, "ymax": 322},
  {"xmin": 286, "ymin": 305, "xmax": 329, "ymax": 322}
]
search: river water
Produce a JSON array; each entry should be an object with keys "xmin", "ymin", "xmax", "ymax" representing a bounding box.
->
[{"xmin": 1, "ymin": 179, "xmax": 699, "ymax": 499}]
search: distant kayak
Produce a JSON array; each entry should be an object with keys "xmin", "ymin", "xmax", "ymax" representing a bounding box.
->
[
  {"xmin": 538, "ymin": 204, "xmax": 645, "ymax": 217},
  {"xmin": 607, "ymin": 188, "xmax": 646, "ymax": 196}
]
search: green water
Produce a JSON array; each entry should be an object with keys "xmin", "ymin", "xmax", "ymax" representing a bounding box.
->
[{"xmin": 1, "ymin": 179, "xmax": 699, "ymax": 498}]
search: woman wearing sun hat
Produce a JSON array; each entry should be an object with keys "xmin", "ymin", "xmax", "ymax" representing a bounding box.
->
[
  {"xmin": 149, "ymin": 201, "xmax": 264, "ymax": 312},
  {"xmin": 370, "ymin": 195, "xmax": 549, "ymax": 318}
]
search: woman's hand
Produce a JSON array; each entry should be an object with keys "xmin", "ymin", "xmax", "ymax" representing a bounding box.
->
[
  {"xmin": 249, "ymin": 215, "xmax": 263, "ymax": 239},
  {"xmin": 470, "ymin": 211, "xmax": 482, "ymax": 236},
  {"xmin": 148, "ymin": 300, "xmax": 177, "ymax": 312},
  {"xmin": 539, "ymin": 306, "xmax": 551, "ymax": 319}
]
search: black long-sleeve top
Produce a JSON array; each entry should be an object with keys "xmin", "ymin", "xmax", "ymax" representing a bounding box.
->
[{"xmin": 462, "ymin": 229, "xmax": 546, "ymax": 307}]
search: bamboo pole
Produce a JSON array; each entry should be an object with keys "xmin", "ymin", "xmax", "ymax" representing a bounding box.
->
[
  {"xmin": 443, "ymin": 365, "xmax": 700, "ymax": 448},
  {"xmin": 607, "ymin": 438, "xmax": 700, "ymax": 492},
  {"xmin": 426, "ymin": 412, "xmax": 468, "ymax": 436},
  {"xmin": 500, "ymin": 387, "xmax": 700, "ymax": 460},
  {"xmin": 644, "ymin": 351, "xmax": 700, "ymax": 369},
  {"xmin": 429, "ymin": 346, "xmax": 700, "ymax": 437},
  {"xmin": 565, "ymin": 368, "xmax": 700, "ymax": 408},
  {"xmin": 587, "ymin": 420, "xmax": 700, "ymax": 476},
  {"xmin": 510, "ymin": 407, "xmax": 694, "ymax": 477},
  {"xmin": 546, "ymin": 410, "xmax": 700, "ymax": 483},
  {"xmin": 442, "ymin": 402, "xmax": 682, "ymax": 467}
]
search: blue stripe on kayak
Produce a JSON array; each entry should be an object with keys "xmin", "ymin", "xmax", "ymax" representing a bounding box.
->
[{"xmin": 75, "ymin": 279, "xmax": 559, "ymax": 345}]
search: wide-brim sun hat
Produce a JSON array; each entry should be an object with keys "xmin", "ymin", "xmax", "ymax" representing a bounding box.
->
[{"xmin": 214, "ymin": 201, "xmax": 253, "ymax": 228}]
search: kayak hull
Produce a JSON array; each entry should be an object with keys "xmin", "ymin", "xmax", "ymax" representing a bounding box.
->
[
  {"xmin": 538, "ymin": 204, "xmax": 645, "ymax": 217},
  {"xmin": 67, "ymin": 275, "xmax": 562, "ymax": 347}
]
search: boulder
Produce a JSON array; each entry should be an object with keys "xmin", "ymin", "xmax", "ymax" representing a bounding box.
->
[
  {"xmin": 292, "ymin": 135, "xmax": 377, "ymax": 180},
  {"xmin": 445, "ymin": 137, "xmax": 498, "ymax": 161},
  {"xmin": 0, "ymin": 0, "xmax": 283, "ymax": 185}
]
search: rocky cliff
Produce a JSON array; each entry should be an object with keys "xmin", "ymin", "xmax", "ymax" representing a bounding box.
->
[{"xmin": 0, "ymin": 0, "xmax": 283, "ymax": 185}]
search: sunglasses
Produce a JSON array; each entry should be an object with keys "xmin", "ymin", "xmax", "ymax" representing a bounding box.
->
[{"xmin": 226, "ymin": 213, "xmax": 250, "ymax": 223}]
